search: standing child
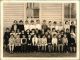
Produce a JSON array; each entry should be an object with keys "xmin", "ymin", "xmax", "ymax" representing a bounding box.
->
[
  {"xmin": 18, "ymin": 20, "xmax": 24, "ymax": 32},
  {"xmin": 8, "ymin": 34, "xmax": 15, "ymax": 53},
  {"xmin": 41, "ymin": 35, "xmax": 47, "ymax": 52},
  {"xmin": 24, "ymin": 20, "xmax": 30, "ymax": 31},
  {"xmin": 62, "ymin": 34, "xmax": 68, "ymax": 53},
  {"xmin": 21, "ymin": 35, "xmax": 27, "ymax": 53},
  {"xmin": 48, "ymin": 21, "xmax": 52, "ymax": 31},
  {"xmin": 36, "ymin": 20, "xmax": 41, "ymax": 30},
  {"xmin": 4, "ymin": 28, "xmax": 10, "ymax": 51},
  {"xmin": 58, "ymin": 22, "xmax": 64, "ymax": 31},
  {"xmin": 70, "ymin": 21, "xmax": 76, "ymax": 33},
  {"xmin": 52, "ymin": 34, "xmax": 58, "ymax": 52}
]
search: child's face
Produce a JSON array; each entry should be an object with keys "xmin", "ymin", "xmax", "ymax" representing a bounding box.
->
[
  {"xmin": 64, "ymin": 34, "xmax": 67, "ymax": 38},
  {"xmin": 25, "ymin": 21, "xmax": 28, "ymax": 24},
  {"xmin": 27, "ymin": 30, "xmax": 30, "ymax": 33},
  {"xmin": 20, "ymin": 22, "xmax": 23, "ymax": 25},
  {"xmin": 23, "ymin": 35, "xmax": 25, "ymax": 38},
  {"xmin": 31, "ymin": 22, "xmax": 34, "ymax": 25},
  {"xmin": 14, "ymin": 21, "xmax": 17, "ymax": 24},
  {"xmin": 58, "ymin": 35, "xmax": 61, "ymax": 38},
  {"xmin": 28, "ymin": 35, "xmax": 31, "ymax": 38},
  {"xmin": 48, "ymin": 35, "xmax": 51, "ymax": 38},
  {"xmin": 21, "ymin": 30, "xmax": 24, "ymax": 33},
  {"xmin": 6, "ymin": 29, "xmax": 9, "ymax": 32},
  {"xmin": 11, "ymin": 35, "xmax": 14, "ymax": 38}
]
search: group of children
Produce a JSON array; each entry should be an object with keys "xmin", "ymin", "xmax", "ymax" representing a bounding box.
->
[{"xmin": 4, "ymin": 20, "xmax": 76, "ymax": 54}]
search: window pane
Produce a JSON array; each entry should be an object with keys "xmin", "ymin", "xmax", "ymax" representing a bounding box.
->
[{"xmin": 33, "ymin": 9, "xmax": 39, "ymax": 18}]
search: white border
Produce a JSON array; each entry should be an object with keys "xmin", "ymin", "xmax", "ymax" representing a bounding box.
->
[{"xmin": 1, "ymin": 1, "xmax": 79, "ymax": 60}]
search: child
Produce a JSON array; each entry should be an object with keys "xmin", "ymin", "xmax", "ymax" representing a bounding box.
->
[
  {"xmin": 24, "ymin": 20, "xmax": 30, "ymax": 31},
  {"xmin": 29, "ymin": 20, "xmax": 35, "ymax": 30},
  {"xmin": 62, "ymin": 34, "xmax": 68, "ymax": 53},
  {"xmin": 25, "ymin": 29, "xmax": 30, "ymax": 38},
  {"xmin": 37, "ymin": 35, "xmax": 42, "ymax": 52},
  {"xmin": 41, "ymin": 35, "xmax": 47, "ymax": 52},
  {"xmin": 69, "ymin": 34, "xmax": 76, "ymax": 53},
  {"xmin": 30, "ymin": 29, "xmax": 35, "ymax": 38},
  {"xmin": 32, "ymin": 34, "xmax": 38, "ymax": 52},
  {"xmin": 48, "ymin": 21, "xmax": 52, "ymax": 31},
  {"xmin": 70, "ymin": 21, "xmax": 76, "ymax": 33},
  {"xmin": 52, "ymin": 21, "xmax": 59, "ymax": 31},
  {"xmin": 64, "ymin": 21, "xmax": 70, "ymax": 32},
  {"xmin": 52, "ymin": 34, "xmax": 58, "ymax": 52},
  {"xmin": 11, "ymin": 20, "xmax": 18, "ymax": 32},
  {"xmin": 52, "ymin": 28, "xmax": 57, "ymax": 37},
  {"xmin": 18, "ymin": 20, "xmax": 24, "ymax": 32},
  {"xmin": 8, "ymin": 34, "xmax": 15, "ymax": 53},
  {"xmin": 47, "ymin": 34, "xmax": 52, "ymax": 52},
  {"xmin": 15, "ymin": 34, "xmax": 21, "ymax": 53},
  {"xmin": 36, "ymin": 20, "xmax": 41, "ymax": 30},
  {"xmin": 21, "ymin": 35, "xmax": 27, "ymax": 52},
  {"xmin": 42, "ymin": 20, "xmax": 48, "ymax": 32},
  {"xmin": 58, "ymin": 22, "xmax": 64, "ymax": 31},
  {"xmin": 20, "ymin": 30, "xmax": 26, "ymax": 38},
  {"xmin": 27, "ymin": 35, "xmax": 32, "ymax": 52},
  {"xmin": 35, "ymin": 29, "xmax": 39, "ymax": 37},
  {"xmin": 57, "ymin": 34, "xmax": 63, "ymax": 52},
  {"xmin": 4, "ymin": 28, "xmax": 10, "ymax": 51}
]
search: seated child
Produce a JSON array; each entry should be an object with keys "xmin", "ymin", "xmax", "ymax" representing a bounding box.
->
[
  {"xmin": 15, "ymin": 34, "xmax": 21, "ymax": 52},
  {"xmin": 21, "ymin": 35, "xmax": 27, "ymax": 52},
  {"xmin": 4, "ymin": 28, "xmax": 10, "ymax": 51},
  {"xmin": 52, "ymin": 34, "xmax": 58, "ymax": 52},
  {"xmin": 8, "ymin": 34, "xmax": 15, "ymax": 53},
  {"xmin": 69, "ymin": 34, "xmax": 76, "ymax": 53},
  {"xmin": 62, "ymin": 34, "xmax": 68, "ymax": 53},
  {"xmin": 47, "ymin": 34, "xmax": 52, "ymax": 52},
  {"xmin": 57, "ymin": 34, "xmax": 63, "ymax": 52},
  {"xmin": 32, "ymin": 34, "xmax": 38, "ymax": 52},
  {"xmin": 37, "ymin": 35, "xmax": 42, "ymax": 52},
  {"xmin": 41, "ymin": 35, "xmax": 47, "ymax": 52}
]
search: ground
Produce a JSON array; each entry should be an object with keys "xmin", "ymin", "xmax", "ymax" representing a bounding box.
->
[{"xmin": 3, "ymin": 50, "xmax": 76, "ymax": 57}]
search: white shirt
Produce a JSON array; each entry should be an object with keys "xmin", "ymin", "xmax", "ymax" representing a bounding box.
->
[
  {"xmin": 29, "ymin": 24, "xmax": 35, "ymax": 30},
  {"xmin": 52, "ymin": 38, "xmax": 57, "ymax": 45},
  {"xmin": 32, "ymin": 37, "xmax": 38, "ymax": 45},
  {"xmin": 64, "ymin": 25, "xmax": 70, "ymax": 31},
  {"xmin": 36, "ymin": 24, "xmax": 41, "ymax": 30},
  {"xmin": 24, "ymin": 24, "xmax": 30, "ymax": 31},
  {"xmin": 42, "ymin": 38, "xmax": 47, "ymax": 46},
  {"xmin": 62, "ymin": 37, "xmax": 68, "ymax": 44},
  {"xmin": 58, "ymin": 26, "xmax": 64, "ymax": 31}
]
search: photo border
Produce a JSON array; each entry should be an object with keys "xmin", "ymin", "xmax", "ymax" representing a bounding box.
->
[{"xmin": 1, "ymin": 0, "xmax": 79, "ymax": 60}]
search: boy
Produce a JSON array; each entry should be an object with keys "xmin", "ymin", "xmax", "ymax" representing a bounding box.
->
[
  {"xmin": 41, "ymin": 35, "xmax": 47, "ymax": 52},
  {"xmin": 4, "ymin": 28, "xmax": 10, "ymax": 51},
  {"xmin": 24, "ymin": 20, "xmax": 30, "ymax": 31},
  {"xmin": 11, "ymin": 20, "xmax": 18, "ymax": 32},
  {"xmin": 70, "ymin": 21, "xmax": 76, "ymax": 33},
  {"xmin": 32, "ymin": 34, "xmax": 38, "ymax": 52},
  {"xmin": 47, "ymin": 34, "xmax": 52, "ymax": 52},
  {"xmin": 27, "ymin": 35, "xmax": 32, "ymax": 52},
  {"xmin": 48, "ymin": 21, "xmax": 52, "ymax": 31},
  {"xmin": 57, "ymin": 34, "xmax": 63, "ymax": 52},
  {"xmin": 35, "ymin": 20, "xmax": 41, "ymax": 30},
  {"xmin": 42, "ymin": 20, "xmax": 48, "ymax": 32},
  {"xmin": 8, "ymin": 34, "xmax": 15, "ymax": 53},
  {"xmin": 52, "ymin": 34, "xmax": 58, "ymax": 52},
  {"xmin": 18, "ymin": 20, "xmax": 24, "ymax": 32},
  {"xmin": 58, "ymin": 22, "xmax": 64, "ymax": 31},
  {"xmin": 21, "ymin": 35, "xmax": 27, "ymax": 53}
]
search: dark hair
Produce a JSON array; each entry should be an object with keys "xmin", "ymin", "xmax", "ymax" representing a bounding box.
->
[
  {"xmin": 53, "ymin": 21, "xmax": 57, "ymax": 24},
  {"xmin": 6, "ymin": 28, "xmax": 9, "ymax": 30},
  {"xmin": 19, "ymin": 20, "xmax": 23, "ymax": 22},
  {"xmin": 31, "ymin": 20, "xmax": 34, "ymax": 22},
  {"xmin": 49, "ymin": 21, "xmax": 51, "ymax": 23}
]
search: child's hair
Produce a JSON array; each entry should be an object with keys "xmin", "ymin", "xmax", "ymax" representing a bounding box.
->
[
  {"xmin": 13, "ymin": 20, "xmax": 17, "ymax": 24},
  {"xmin": 71, "ymin": 21, "xmax": 74, "ymax": 24},
  {"xmin": 53, "ymin": 34, "xmax": 56, "ymax": 37},
  {"xmin": 36, "ymin": 20, "xmax": 39, "ymax": 22},
  {"xmin": 49, "ymin": 21, "xmax": 51, "ymax": 23},
  {"xmin": 31, "ymin": 20, "xmax": 34, "ymax": 23},
  {"xmin": 6, "ymin": 28, "xmax": 9, "ymax": 31},
  {"xmin": 65, "ymin": 21, "xmax": 68, "ymax": 24},
  {"xmin": 52, "ymin": 28, "xmax": 55, "ymax": 31},
  {"xmin": 43, "ymin": 20, "xmax": 46, "ymax": 22},
  {"xmin": 53, "ymin": 21, "xmax": 57, "ymax": 24},
  {"xmin": 10, "ymin": 34, "xmax": 14, "ymax": 37},
  {"xmin": 25, "ymin": 20, "xmax": 28, "ymax": 23},
  {"xmin": 19, "ymin": 20, "xmax": 23, "ymax": 23}
]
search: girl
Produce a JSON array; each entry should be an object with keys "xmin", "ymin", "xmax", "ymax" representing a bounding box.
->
[
  {"xmin": 15, "ymin": 34, "xmax": 21, "ymax": 53},
  {"xmin": 47, "ymin": 34, "xmax": 52, "ymax": 53},
  {"xmin": 37, "ymin": 35, "xmax": 42, "ymax": 52},
  {"xmin": 52, "ymin": 28, "xmax": 57, "ymax": 37},
  {"xmin": 41, "ymin": 35, "xmax": 47, "ymax": 52},
  {"xmin": 62, "ymin": 34, "xmax": 68, "ymax": 53},
  {"xmin": 8, "ymin": 34, "xmax": 15, "ymax": 53},
  {"xmin": 21, "ymin": 35, "xmax": 27, "ymax": 53},
  {"xmin": 52, "ymin": 34, "xmax": 58, "ymax": 52},
  {"xmin": 24, "ymin": 20, "xmax": 30, "ymax": 31},
  {"xmin": 32, "ymin": 34, "xmax": 38, "ymax": 52}
]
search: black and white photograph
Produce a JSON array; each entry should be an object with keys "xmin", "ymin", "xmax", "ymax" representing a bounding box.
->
[{"xmin": 1, "ymin": 0, "xmax": 79, "ymax": 60}]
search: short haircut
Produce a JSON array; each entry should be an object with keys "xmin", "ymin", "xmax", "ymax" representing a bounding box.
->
[
  {"xmin": 53, "ymin": 21, "xmax": 57, "ymax": 24},
  {"xmin": 19, "ymin": 20, "xmax": 23, "ymax": 22},
  {"xmin": 6, "ymin": 28, "xmax": 9, "ymax": 30},
  {"xmin": 31, "ymin": 20, "xmax": 34, "ymax": 23}
]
